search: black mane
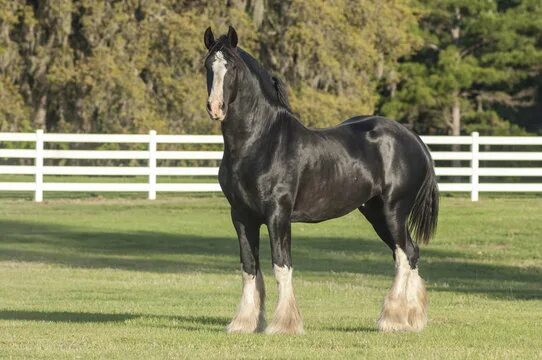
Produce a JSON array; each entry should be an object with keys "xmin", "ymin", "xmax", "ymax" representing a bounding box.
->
[
  {"xmin": 237, "ymin": 48, "xmax": 292, "ymax": 112},
  {"xmin": 272, "ymin": 75, "xmax": 291, "ymax": 112}
]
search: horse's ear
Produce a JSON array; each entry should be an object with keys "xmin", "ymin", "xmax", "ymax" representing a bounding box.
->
[
  {"xmin": 204, "ymin": 27, "xmax": 215, "ymax": 50},
  {"xmin": 227, "ymin": 26, "xmax": 238, "ymax": 48}
]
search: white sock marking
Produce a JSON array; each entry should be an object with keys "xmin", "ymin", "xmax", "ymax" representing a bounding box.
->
[{"xmin": 227, "ymin": 268, "xmax": 265, "ymax": 333}]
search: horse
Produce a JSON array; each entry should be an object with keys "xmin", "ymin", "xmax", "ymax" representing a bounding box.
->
[{"xmin": 203, "ymin": 26, "xmax": 439, "ymax": 335}]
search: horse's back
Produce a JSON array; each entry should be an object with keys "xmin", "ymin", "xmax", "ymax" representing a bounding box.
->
[
  {"xmin": 341, "ymin": 115, "xmax": 432, "ymax": 198},
  {"xmin": 338, "ymin": 115, "xmax": 412, "ymax": 137},
  {"xmin": 339, "ymin": 115, "xmax": 381, "ymax": 127},
  {"xmin": 335, "ymin": 115, "xmax": 426, "ymax": 154},
  {"xmin": 321, "ymin": 115, "xmax": 432, "ymax": 197}
]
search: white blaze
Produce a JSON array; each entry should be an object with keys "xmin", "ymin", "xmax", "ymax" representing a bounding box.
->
[{"xmin": 208, "ymin": 51, "xmax": 227, "ymax": 120}]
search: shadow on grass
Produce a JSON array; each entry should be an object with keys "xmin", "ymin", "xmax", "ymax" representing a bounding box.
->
[
  {"xmin": 0, "ymin": 309, "xmax": 228, "ymax": 331},
  {"xmin": 0, "ymin": 220, "xmax": 540, "ymax": 300},
  {"xmin": 156, "ymin": 315, "xmax": 229, "ymax": 332},
  {"xmin": 324, "ymin": 325, "xmax": 378, "ymax": 333},
  {"xmin": 0, "ymin": 309, "xmax": 138, "ymax": 323}
]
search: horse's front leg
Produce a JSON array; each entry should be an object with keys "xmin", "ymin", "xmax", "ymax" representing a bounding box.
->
[
  {"xmin": 265, "ymin": 205, "xmax": 304, "ymax": 335},
  {"xmin": 227, "ymin": 210, "xmax": 266, "ymax": 333}
]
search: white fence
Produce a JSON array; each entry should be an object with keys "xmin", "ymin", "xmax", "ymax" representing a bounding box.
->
[{"xmin": 0, "ymin": 130, "xmax": 541, "ymax": 202}]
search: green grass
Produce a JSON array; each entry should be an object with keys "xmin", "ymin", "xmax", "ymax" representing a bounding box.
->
[{"xmin": 0, "ymin": 196, "xmax": 540, "ymax": 359}]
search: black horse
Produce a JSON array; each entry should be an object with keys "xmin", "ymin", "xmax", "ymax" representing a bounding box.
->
[{"xmin": 203, "ymin": 26, "xmax": 439, "ymax": 334}]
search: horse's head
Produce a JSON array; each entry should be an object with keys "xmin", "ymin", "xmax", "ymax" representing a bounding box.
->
[{"xmin": 203, "ymin": 26, "xmax": 240, "ymax": 122}]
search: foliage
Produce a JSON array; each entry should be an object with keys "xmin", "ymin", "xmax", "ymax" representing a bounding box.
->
[
  {"xmin": 379, "ymin": 0, "xmax": 542, "ymax": 135},
  {"xmin": 0, "ymin": 1, "xmax": 540, "ymax": 134},
  {"xmin": 0, "ymin": 0, "xmax": 257, "ymax": 134},
  {"xmin": 259, "ymin": 0, "xmax": 421, "ymax": 127},
  {"xmin": 0, "ymin": 0, "xmax": 419, "ymax": 133}
]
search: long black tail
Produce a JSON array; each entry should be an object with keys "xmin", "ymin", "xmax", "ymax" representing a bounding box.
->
[{"xmin": 408, "ymin": 144, "xmax": 439, "ymax": 245}]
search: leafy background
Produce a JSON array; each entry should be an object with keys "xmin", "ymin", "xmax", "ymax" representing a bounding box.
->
[{"xmin": 0, "ymin": 0, "xmax": 541, "ymax": 135}]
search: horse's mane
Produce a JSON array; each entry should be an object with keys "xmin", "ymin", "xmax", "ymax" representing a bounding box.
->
[
  {"xmin": 271, "ymin": 75, "xmax": 291, "ymax": 111},
  {"xmin": 237, "ymin": 48, "xmax": 292, "ymax": 112}
]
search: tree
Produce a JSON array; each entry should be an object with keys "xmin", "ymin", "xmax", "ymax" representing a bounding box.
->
[
  {"xmin": 0, "ymin": 0, "xmax": 32, "ymax": 131},
  {"xmin": 259, "ymin": 0, "xmax": 421, "ymax": 127},
  {"xmin": 0, "ymin": 1, "xmax": 540, "ymax": 135},
  {"xmin": 380, "ymin": 0, "xmax": 542, "ymax": 135},
  {"xmin": 0, "ymin": 0, "xmax": 259, "ymax": 134}
]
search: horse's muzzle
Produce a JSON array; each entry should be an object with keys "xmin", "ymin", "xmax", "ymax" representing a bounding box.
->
[{"xmin": 207, "ymin": 101, "xmax": 225, "ymax": 121}]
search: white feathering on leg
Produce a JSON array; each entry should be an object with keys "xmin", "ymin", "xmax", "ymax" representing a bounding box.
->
[
  {"xmin": 377, "ymin": 247, "xmax": 428, "ymax": 332},
  {"xmin": 266, "ymin": 265, "xmax": 304, "ymax": 335},
  {"xmin": 227, "ymin": 268, "xmax": 265, "ymax": 333}
]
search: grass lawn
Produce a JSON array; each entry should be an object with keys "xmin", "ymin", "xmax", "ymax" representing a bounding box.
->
[{"xmin": 0, "ymin": 195, "xmax": 540, "ymax": 359}]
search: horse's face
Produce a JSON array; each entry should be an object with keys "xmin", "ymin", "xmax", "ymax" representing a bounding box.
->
[{"xmin": 203, "ymin": 26, "xmax": 239, "ymax": 122}]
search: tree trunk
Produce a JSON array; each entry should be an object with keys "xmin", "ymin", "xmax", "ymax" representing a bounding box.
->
[
  {"xmin": 451, "ymin": 95, "xmax": 461, "ymax": 171},
  {"xmin": 249, "ymin": 0, "xmax": 265, "ymax": 29},
  {"xmin": 451, "ymin": 95, "xmax": 461, "ymax": 136},
  {"xmin": 450, "ymin": 8, "xmax": 462, "ymax": 171},
  {"xmin": 34, "ymin": 93, "xmax": 47, "ymax": 130}
]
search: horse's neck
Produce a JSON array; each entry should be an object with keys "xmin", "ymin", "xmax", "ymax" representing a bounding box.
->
[
  {"xmin": 221, "ymin": 84, "xmax": 281, "ymax": 159},
  {"xmin": 221, "ymin": 113, "xmax": 276, "ymax": 161}
]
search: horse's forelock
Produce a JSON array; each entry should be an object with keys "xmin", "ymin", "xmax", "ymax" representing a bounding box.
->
[{"xmin": 204, "ymin": 36, "xmax": 240, "ymax": 63}]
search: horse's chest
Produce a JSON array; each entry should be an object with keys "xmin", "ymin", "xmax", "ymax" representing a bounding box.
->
[{"xmin": 219, "ymin": 163, "xmax": 266, "ymax": 214}]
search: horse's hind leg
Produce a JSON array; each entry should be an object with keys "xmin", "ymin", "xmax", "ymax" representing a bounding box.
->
[
  {"xmin": 379, "ymin": 231, "xmax": 427, "ymax": 332},
  {"xmin": 360, "ymin": 197, "xmax": 428, "ymax": 332},
  {"xmin": 227, "ymin": 210, "xmax": 266, "ymax": 333}
]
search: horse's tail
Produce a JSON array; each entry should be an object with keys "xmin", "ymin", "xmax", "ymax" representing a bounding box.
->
[{"xmin": 408, "ymin": 140, "xmax": 439, "ymax": 245}]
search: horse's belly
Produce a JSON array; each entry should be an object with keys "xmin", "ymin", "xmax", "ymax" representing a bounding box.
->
[
  {"xmin": 291, "ymin": 177, "xmax": 373, "ymax": 223},
  {"xmin": 291, "ymin": 205, "xmax": 358, "ymax": 223}
]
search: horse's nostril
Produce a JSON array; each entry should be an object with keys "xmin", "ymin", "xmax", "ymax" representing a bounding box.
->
[
  {"xmin": 206, "ymin": 102, "xmax": 212, "ymax": 112},
  {"xmin": 220, "ymin": 102, "xmax": 225, "ymax": 110}
]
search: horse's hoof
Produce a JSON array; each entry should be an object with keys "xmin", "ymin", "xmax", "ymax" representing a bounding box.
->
[
  {"xmin": 265, "ymin": 322, "xmax": 304, "ymax": 335},
  {"xmin": 378, "ymin": 249, "xmax": 429, "ymax": 333},
  {"xmin": 377, "ymin": 291, "xmax": 428, "ymax": 333},
  {"xmin": 377, "ymin": 317, "xmax": 412, "ymax": 332},
  {"xmin": 226, "ymin": 318, "xmax": 265, "ymax": 334}
]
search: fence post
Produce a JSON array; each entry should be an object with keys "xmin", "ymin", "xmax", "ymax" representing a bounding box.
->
[
  {"xmin": 148, "ymin": 130, "xmax": 157, "ymax": 200},
  {"xmin": 471, "ymin": 131, "xmax": 479, "ymax": 202},
  {"xmin": 35, "ymin": 129, "xmax": 44, "ymax": 202}
]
